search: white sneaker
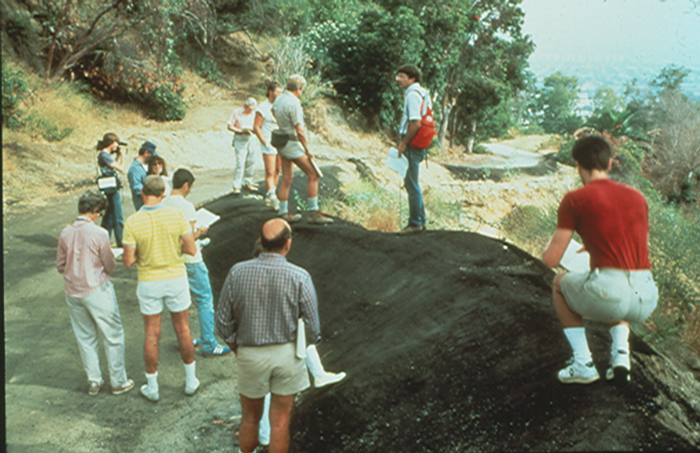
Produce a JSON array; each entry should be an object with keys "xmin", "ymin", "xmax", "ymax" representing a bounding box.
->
[
  {"xmin": 270, "ymin": 196, "xmax": 280, "ymax": 211},
  {"xmin": 557, "ymin": 359, "xmax": 600, "ymax": 384},
  {"xmin": 314, "ymin": 371, "xmax": 346, "ymax": 388},
  {"xmin": 185, "ymin": 378, "xmax": 200, "ymax": 396},
  {"xmin": 140, "ymin": 384, "xmax": 160, "ymax": 402},
  {"xmin": 606, "ymin": 349, "xmax": 631, "ymax": 384}
]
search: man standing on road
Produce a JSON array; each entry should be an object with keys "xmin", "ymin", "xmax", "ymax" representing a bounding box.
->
[
  {"xmin": 253, "ymin": 81, "xmax": 284, "ymax": 211},
  {"xmin": 542, "ymin": 135, "xmax": 658, "ymax": 385},
  {"xmin": 122, "ymin": 176, "xmax": 200, "ymax": 401},
  {"xmin": 272, "ymin": 75, "xmax": 333, "ymax": 224},
  {"xmin": 57, "ymin": 190, "xmax": 135, "ymax": 396},
  {"xmin": 127, "ymin": 141, "xmax": 157, "ymax": 211},
  {"xmin": 228, "ymin": 97, "xmax": 259, "ymax": 194},
  {"xmin": 395, "ymin": 65, "xmax": 431, "ymax": 235},
  {"xmin": 164, "ymin": 168, "xmax": 231, "ymax": 357},
  {"xmin": 216, "ymin": 218, "xmax": 321, "ymax": 453}
]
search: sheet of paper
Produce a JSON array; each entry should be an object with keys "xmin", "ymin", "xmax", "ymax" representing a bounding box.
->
[
  {"xmin": 195, "ymin": 208, "xmax": 220, "ymax": 229},
  {"xmin": 386, "ymin": 147, "xmax": 409, "ymax": 178},
  {"xmin": 310, "ymin": 158, "xmax": 323, "ymax": 178},
  {"xmin": 112, "ymin": 247, "xmax": 123, "ymax": 258},
  {"xmin": 559, "ymin": 239, "xmax": 590, "ymax": 273}
]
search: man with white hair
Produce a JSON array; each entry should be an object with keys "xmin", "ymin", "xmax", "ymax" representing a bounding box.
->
[
  {"xmin": 228, "ymin": 97, "xmax": 260, "ymax": 194},
  {"xmin": 272, "ymin": 75, "xmax": 333, "ymax": 224}
]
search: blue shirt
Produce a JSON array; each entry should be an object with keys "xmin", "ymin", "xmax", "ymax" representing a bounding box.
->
[
  {"xmin": 127, "ymin": 158, "xmax": 148, "ymax": 198},
  {"xmin": 216, "ymin": 252, "xmax": 321, "ymax": 347}
]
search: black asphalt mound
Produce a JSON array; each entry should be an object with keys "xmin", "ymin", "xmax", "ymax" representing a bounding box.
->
[{"xmin": 202, "ymin": 193, "xmax": 694, "ymax": 453}]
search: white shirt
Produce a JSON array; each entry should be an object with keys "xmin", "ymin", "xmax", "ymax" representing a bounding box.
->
[
  {"xmin": 255, "ymin": 100, "xmax": 278, "ymax": 141},
  {"xmin": 272, "ymin": 91, "xmax": 304, "ymax": 136},
  {"xmin": 227, "ymin": 106, "xmax": 256, "ymax": 131},
  {"xmin": 162, "ymin": 194, "xmax": 202, "ymax": 263}
]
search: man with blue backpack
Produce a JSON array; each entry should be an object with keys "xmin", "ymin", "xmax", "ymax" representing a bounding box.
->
[{"xmin": 395, "ymin": 64, "xmax": 435, "ymax": 235}]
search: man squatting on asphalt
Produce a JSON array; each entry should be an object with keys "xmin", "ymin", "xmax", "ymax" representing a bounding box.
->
[
  {"xmin": 216, "ymin": 218, "xmax": 322, "ymax": 453},
  {"xmin": 57, "ymin": 190, "xmax": 135, "ymax": 396},
  {"xmin": 122, "ymin": 175, "xmax": 200, "ymax": 401},
  {"xmin": 542, "ymin": 135, "xmax": 659, "ymax": 385}
]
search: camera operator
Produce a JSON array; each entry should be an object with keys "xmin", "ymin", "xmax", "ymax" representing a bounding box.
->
[{"xmin": 96, "ymin": 133, "xmax": 126, "ymax": 247}]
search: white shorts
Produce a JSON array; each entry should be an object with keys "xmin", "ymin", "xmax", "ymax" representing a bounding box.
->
[
  {"xmin": 261, "ymin": 142, "xmax": 278, "ymax": 156},
  {"xmin": 278, "ymin": 141, "xmax": 306, "ymax": 160},
  {"xmin": 561, "ymin": 268, "xmax": 658, "ymax": 323},
  {"xmin": 137, "ymin": 276, "xmax": 191, "ymax": 315}
]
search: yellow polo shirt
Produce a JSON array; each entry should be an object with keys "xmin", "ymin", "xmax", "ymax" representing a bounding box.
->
[{"xmin": 123, "ymin": 204, "xmax": 191, "ymax": 281}]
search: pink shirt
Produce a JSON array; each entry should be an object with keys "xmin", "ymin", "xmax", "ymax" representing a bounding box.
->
[
  {"xmin": 57, "ymin": 217, "xmax": 116, "ymax": 298},
  {"xmin": 227, "ymin": 106, "xmax": 255, "ymax": 131}
]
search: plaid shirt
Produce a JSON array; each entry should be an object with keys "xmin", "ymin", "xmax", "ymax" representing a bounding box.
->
[
  {"xmin": 57, "ymin": 217, "xmax": 116, "ymax": 298},
  {"xmin": 216, "ymin": 252, "xmax": 321, "ymax": 346}
]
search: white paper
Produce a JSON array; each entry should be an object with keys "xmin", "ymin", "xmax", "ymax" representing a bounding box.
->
[
  {"xmin": 195, "ymin": 208, "xmax": 220, "ymax": 229},
  {"xmin": 559, "ymin": 239, "xmax": 590, "ymax": 273},
  {"xmin": 296, "ymin": 318, "xmax": 307, "ymax": 359},
  {"xmin": 310, "ymin": 158, "xmax": 323, "ymax": 178},
  {"xmin": 386, "ymin": 147, "xmax": 409, "ymax": 178},
  {"xmin": 112, "ymin": 247, "xmax": 124, "ymax": 258}
]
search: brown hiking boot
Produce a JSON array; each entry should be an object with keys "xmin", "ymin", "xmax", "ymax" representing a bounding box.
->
[
  {"xmin": 397, "ymin": 224, "xmax": 425, "ymax": 236},
  {"xmin": 308, "ymin": 210, "xmax": 334, "ymax": 224}
]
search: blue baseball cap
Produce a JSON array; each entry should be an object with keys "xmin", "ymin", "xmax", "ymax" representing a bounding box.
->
[{"xmin": 140, "ymin": 141, "xmax": 157, "ymax": 156}]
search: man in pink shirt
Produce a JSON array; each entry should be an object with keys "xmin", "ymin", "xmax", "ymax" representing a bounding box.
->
[
  {"xmin": 543, "ymin": 136, "xmax": 658, "ymax": 385},
  {"xmin": 57, "ymin": 190, "xmax": 134, "ymax": 396}
]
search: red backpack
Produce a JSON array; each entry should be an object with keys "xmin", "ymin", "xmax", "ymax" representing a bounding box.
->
[{"xmin": 410, "ymin": 91, "xmax": 436, "ymax": 149}]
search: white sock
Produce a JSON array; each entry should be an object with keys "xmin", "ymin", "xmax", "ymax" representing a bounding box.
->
[
  {"xmin": 279, "ymin": 200, "xmax": 288, "ymax": 215},
  {"xmin": 307, "ymin": 197, "xmax": 319, "ymax": 211},
  {"xmin": 184, "ymin": 361, "xmax": 197, "ymax": 385},
  {"xmin": 305, "ymin": 345, "xmax": 326, "ymax": 380},
  {"xmin": 563, "ymin": 327, "xmax": 593, "ymax": 364},
  {"xmin": 266, "ymin": 190, "xmax": 276, "ymax": 199},
  {"xmin": 146, "ymin": 372, "xmax": 158, "ymax": 392},
  {"xmin": 610, "ymin": 324, "xmax": 630, "ymax": 353}
]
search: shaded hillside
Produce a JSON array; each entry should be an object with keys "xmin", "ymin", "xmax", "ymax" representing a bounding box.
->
[{"xmin": 202, "ymin": 187, "xmax": 698, "ymax": 452}]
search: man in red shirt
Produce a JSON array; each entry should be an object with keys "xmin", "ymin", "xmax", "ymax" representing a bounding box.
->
[{"xmin": 542, "ymin": 135, "xmax": 658, "ymax": 385}]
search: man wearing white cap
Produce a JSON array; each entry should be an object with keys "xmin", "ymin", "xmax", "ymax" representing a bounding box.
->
[{"xmin": 228, "ymin": 97, "xmax": 260, "ymax": 194}]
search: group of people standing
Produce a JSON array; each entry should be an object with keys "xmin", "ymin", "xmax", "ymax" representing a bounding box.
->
[
  {"xmin": 95, "ymin": 136, "xmax": 172, "ymax": 247},
  {"xmin": 56, "ymin": 65, "xmax": 660, "ymax": 453},
  {"xmin": 227, "ymin": 75, "xmax": 333, "ymax": 225}
]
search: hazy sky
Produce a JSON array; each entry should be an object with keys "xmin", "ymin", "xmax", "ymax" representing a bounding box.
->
[{"xmin": 520, "ymin": 0, "xmax": 700, "ymax": 92}]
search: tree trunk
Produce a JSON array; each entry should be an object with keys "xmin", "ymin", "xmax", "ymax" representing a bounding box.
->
[
  {"xmin": 438, "ymin": 102, "xmax": 454, "ymax": 150},
  {"xmin": 465, "ymin": 118, "xmax": 477, "ymax": 154}
]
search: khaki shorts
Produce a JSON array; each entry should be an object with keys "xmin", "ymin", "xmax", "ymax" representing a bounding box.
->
[
  {"xmin": 278, "ymin": 141, "xmax": 306, "ymax": 160},
  {"xmin": 137, "ymin": 276, "xmax": 191, "ymax": 315},
  {"xmin": 236, "ymin": 342, "xmax": 310, "ymax": 398},
  {"xmin": 561, "ymin": 268, "xmax": 658, "ymax": 323}
]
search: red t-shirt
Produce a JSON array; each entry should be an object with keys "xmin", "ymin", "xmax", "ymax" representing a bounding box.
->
[{"xmin": 557, "ymin": 178, "xmax": 651, "ymax": 270}]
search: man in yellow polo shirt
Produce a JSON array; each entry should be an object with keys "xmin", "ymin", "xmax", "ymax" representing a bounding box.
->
[{"xmin": 123, "ymin": 176, "xmax": 200, "ymax": 402}]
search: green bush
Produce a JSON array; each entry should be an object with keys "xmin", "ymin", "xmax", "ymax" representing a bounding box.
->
[
  {"xmin": 2, "ymin": 63, "xmax": 29, "ymax": 129},
  {"xmin": 23, "ymin": 113, "xmax": 74, "ymax": 141},
  {"xmin": 555, "ymin": 138, "xmax": 576, "ymax": 167}
]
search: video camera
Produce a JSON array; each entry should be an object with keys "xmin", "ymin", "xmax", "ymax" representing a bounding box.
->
[{"xmin": 112, "ymin": 142, "xmax": 128, "ymax": 155}]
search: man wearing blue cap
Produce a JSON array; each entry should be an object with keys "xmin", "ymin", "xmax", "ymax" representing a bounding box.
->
[{"xmin": 128, "ymin": 141, "xmax": 157, "ymax": 211}]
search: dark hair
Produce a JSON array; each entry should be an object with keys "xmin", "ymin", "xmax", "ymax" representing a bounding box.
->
[
  {"xmin": 260, "ymin": 223, "xmax": 291, "ymax": 251},
  {"xmin": 142, "ymin": 175, "xmax": 165, "ymax": 196},
  {"xmin": 96, "ymin": 132, "xmax": 120, "ymax": 151},
  {"xmin": 267, "ymin": 81, "xmax": 281, "ymax": 95},
  {"xmin": 572, "ymin": 135, "xmax": 612, "ymax": 171},
  {"xmin": 78, "ymin": 190, "xmax": 107, "ymax": 214},
  {"xmin": 396, "ymin": 65, "xmax": 421, "ymax": 83},
  {"xmin": 147, "ymin": 155, "xmax": 168, "ymax": 176},
  {"xmin": 172, "ymin": 168, "xmax": 195, "ymax": 189}
]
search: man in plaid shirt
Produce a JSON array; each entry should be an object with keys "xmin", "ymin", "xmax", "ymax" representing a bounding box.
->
[{"xmin": 216, "ymin": 218, "xmax": 320, "ymax": 453}]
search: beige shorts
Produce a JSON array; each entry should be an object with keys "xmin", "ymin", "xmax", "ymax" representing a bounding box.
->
[
  {"xmin": 561, "ymin": 268, "xmax": 658, "ymax": 323},
  {"xmin": 278, "ymin": 141, "xmax": 306, "ymax": 160},
  {"xmin": 236, "ymin": 342, "xmax": 310, "ymax": 398}
]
